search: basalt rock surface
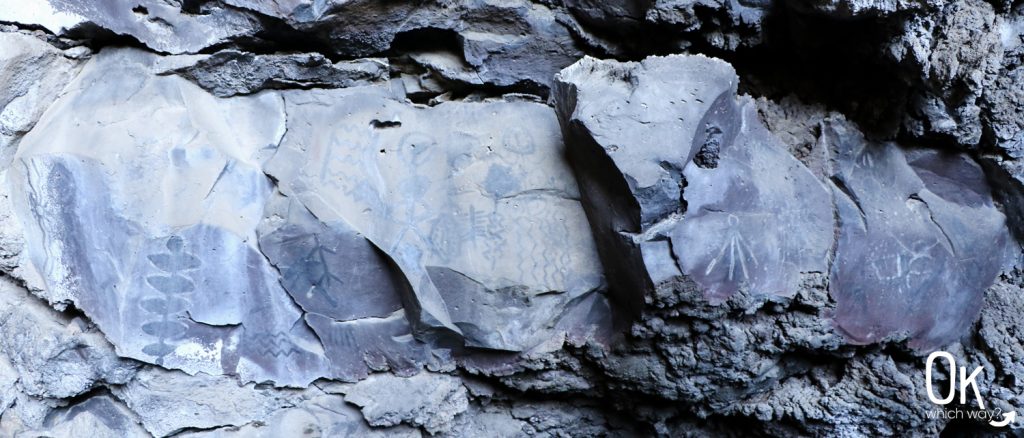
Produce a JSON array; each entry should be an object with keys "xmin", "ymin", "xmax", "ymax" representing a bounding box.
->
[{"xmin": 1, "ymin": 0, "xmax": 1024, "ymax": 436}]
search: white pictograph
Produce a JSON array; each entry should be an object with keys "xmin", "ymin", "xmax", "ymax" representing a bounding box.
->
[
  {"xmin": 704, "ymin": 214, "xmax": 759, "ymax": 282},
  {"xmin": 855, "ymin": 143, "xmax": 875, "ymax": 169},
  {"xmin": 869, "ymin": 237, "xmax": 938, "ymax": 292}
]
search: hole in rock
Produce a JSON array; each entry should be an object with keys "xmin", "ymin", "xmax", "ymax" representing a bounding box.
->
[{"xmin": 371, "ymin": 119, "xmax": 402, "ymax": 129}]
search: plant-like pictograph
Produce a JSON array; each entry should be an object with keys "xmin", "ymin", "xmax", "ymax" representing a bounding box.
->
[{"xmin": 140, "ymin": 236, "xmax": 200, "ymax": 364}]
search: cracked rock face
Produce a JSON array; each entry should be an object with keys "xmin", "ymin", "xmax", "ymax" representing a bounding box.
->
[
  {"xmin": 225, "ymin": 0, "xmax": 583, "ymax": 92},
  {"xmin": 0, "ymin": 32, "xmax": 82, "ymax": 167},
  {"xmin": 9, "ymin": 44, "xmax": 609, "ymax": 389},
  {"xmin": 266, "ymin": 87, "xmax": 606, "ymax": 351},
  {"xmin": 10, "ymin": 47, "xmax": 330, "ymax": 387},
  {"xmin": 342, "ymin": 373, "xmax": 470, "ymax": 434},
  {"xmin": 556, "ymin": 55, "xmax": 1010, "ymax": 352},
  {"xmin": 555, "ymin": 55, "xmax": 833, "ymax": 309},
  {"xmin": 824, "ymin": 118, "xmax": 1012, "ymax": 349},
  {"xmin": 3, "ymin": 0, "xmax": 1024, "ymax": 436}
]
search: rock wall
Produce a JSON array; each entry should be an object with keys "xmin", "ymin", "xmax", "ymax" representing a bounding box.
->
[{"xmin": 1, "ymin": 0, "xmax": 1023, "ymax": 436}]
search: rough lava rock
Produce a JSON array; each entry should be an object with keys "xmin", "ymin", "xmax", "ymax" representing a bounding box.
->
[
  {"xmin": 341, "ymin": 372, "xmax": 470, "ymax": 434},
  {"xmin": 0, "ymin": 276, "xmax": 138, "ymax": 400},
  {"xmin": 224, "ymin": 0, "xmax": 583, "ymax": 92},
  {"xmin": 112, "ymin": 367, "xmax": 311, "ymax": 437},
  {"xmin": 555, "ymin": 53, "xmax": 1010, "ymax": 351},
  {"xmin": 165, "ymin": 50, "xmax": 390, "ymax": 97}
]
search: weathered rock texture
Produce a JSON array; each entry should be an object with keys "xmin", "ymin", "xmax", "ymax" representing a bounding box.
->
[{"xmin": 0, "ymin": 0, "xmax": 1023, "ymax": 436}]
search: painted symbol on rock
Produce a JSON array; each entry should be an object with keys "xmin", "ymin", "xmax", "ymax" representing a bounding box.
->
[
  {"xmin": 277, "ymin": 233, "xmax": 343, "ymax": 307},
  {"xmin": 870, "ymin": 238, "xmax": 939, "ymax": 292},
  {"xmin": 140, "ymin": 236, "xmax": 200, "ymax": 364},
  {"xmin": 704, "ymin": 215, "xmax": 759, "ymax": 282},
  {"xmin": 251, "ymin": 331, "xmax": 303, "ymax": 357},
  {"xmin": 338, "ymin": 330, "xmax": 357, "ymax": 349},
  {"xmin": 855, "ymin": 143, "xmax": 875, "ymax": 169},
  {"xmin": 502, "ymin": 126, "xmax": 536, "ymax": 155}
]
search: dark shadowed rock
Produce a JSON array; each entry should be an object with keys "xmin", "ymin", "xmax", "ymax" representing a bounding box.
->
[
  {"xmin": 551, "ymin": 55, "xmax": 846, "ymax": 420},
  {"xmin": 646, "ymin": 0, "xmax": 769, "ymax": 50},
  {"xmin": 554, "ymin": 54, "xmax": 1012, "ymax": 351},
  {"xmin": 32, "ymin": 395, "xmax": 149, "ymax": 437},
  {"xmin": 224, "ymin": 0, "xmax": 583, "ymax": 92},
  {"xmin": 258, "ymin": 194, "xmax": 405, "ymax": 323}
]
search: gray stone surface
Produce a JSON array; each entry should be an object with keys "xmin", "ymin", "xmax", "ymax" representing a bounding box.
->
[
  {"xmin": 112, "ymin": 368, "xmax": 309, "ymax": 437},
  {"xmin": 179, "ymin": 393, "xmax": 422, "ymax": 438},
  {"xmin": 1, "ymin": 1, "xmax": 1024, "ymax": 435},
  {"xmin": 0, "ymin": 0, "xmax": 85, "ymax": 34},
  {"xmin": 29, "ymin": 395, "xmax": 150, "ymax": 438},
  {"xmin": 9, "ymin": 47, "xmax": 332, "ymax": 387},
  {"xmin": 266, "ymin": 87, "xmax": 606, "ymax": 351},
  {"xmin": 165, "ymin": 51, "xmax": 389, "ymax": 97},
  {"xmin": 547, "ymin": 54, "xmax": 1016, "ymax": 435},
  {"xmin": 6, "ymin": 42, "xmax": 609, "ymax": 393},
  {"xmin": 0, "ymin": 32, "xmax": 81, "ymax": 168},
  {"xmin": 824, "ymin": 117, "xmax": 1013, "ymax": 349},
  {"xmin": 342, "ymin": 373, "xmax": 469, "ymax": 434},
  {"xmin": 224, "ymin": 0, "xmax": 583, "ymax": 92},
  {"xmin": 48, "ymin": 0, "xmax": 259, "ymax": 54},
  {"xmin": 555, "ymin": 54, "xmax": 1010, "ymax": 351},
  {"xmin": 554, "ymin": 54, "xmax": 833, "ymax": 309},
  {"xmin": 0, "ymin": 276, "xmax": 138, "ymax": 399}
]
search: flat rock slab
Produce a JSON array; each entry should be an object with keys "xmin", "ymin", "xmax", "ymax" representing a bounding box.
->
[
  {"xmin": 554, "ymin": 55, "xmax": 833, "ymax": 309},
  {"xmin": 824, "ymin": 119, "xmax": 1012, "ymax": 349},
  {"xmin": 10, "ymin": 46, "xmax": 608, "ymax": 389},
  {"xmin": 10, "ymin": 48, "xmax": 333, "ymax": 386},
  {"xmin": 266, "ymin": 88, "xmax": 606, "ymax": 351},
  {"xmin": 675, "ymin": 95, "xmax": 834, "ymax": 302},
  {"xmin": 554, "ymin": 54, "xmax": 1011, "ymax": 349}
]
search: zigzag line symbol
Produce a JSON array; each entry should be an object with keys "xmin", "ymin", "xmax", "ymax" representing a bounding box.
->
[{"xmin": 252, "ymin": 331, "xmax": 302, "ymax": 357}]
